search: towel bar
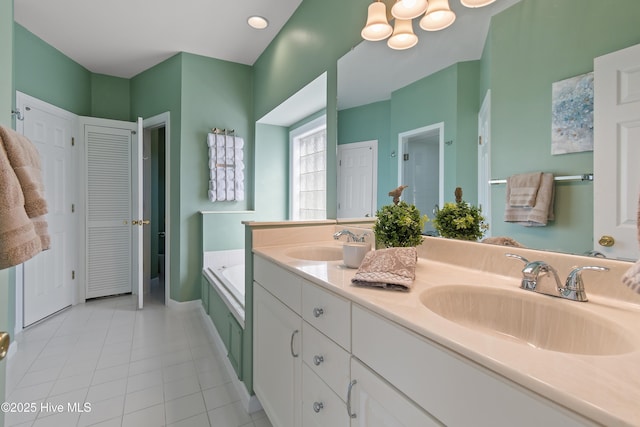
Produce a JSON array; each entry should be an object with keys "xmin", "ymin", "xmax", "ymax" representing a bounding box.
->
[{"xmin": 489, "ymin": 173, "xmax": 593, "ymax": 185}]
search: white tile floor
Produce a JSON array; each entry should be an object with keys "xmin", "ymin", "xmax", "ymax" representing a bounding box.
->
[{"xmin": 5, "ymin": 294, "xmax": 272, "ymax": 427}]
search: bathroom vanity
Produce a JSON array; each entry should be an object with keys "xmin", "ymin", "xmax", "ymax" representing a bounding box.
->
[{"xmin": 249, "ymin": 222, "xmax": 640, "ymax": 427}]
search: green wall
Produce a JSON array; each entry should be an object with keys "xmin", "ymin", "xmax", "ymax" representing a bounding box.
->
[
  {"xmin": 14, "ymin": 24, "xmax": 91, "ymax": 116},
  {"xmin": 338, "ymin": 62, "xmax": 480, "ymax": 211},
  {"xmin": 338, "ymin": 100, "xmax": 391, "ymax": 208},
  {"xmin": 91, "ymin": 74, "xmax": 130, "ymax": 120},
  {"xmin": 179, "ymin": 53, "xmax": 253, "ymax": 301},
  {"xmin": 254, "ymin": 123, "xmax": 289, "ymax": 221},
  {"xmin": 486, "ymin": 0, "xmax": 640, "ymax": 253},
  {"xmin": 1, "ymin": 2, "xmax": 13, "ymax": 423}
]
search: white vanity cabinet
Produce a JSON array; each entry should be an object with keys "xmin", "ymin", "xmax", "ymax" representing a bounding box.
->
[{"xmin": 253, "ymin": 283, "xmax": 302, "ymax": 427}]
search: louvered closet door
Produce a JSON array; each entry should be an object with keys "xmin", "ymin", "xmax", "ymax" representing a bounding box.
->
[{"xmin": 85, "ymin": 124, "xmax": 134, "ymax": 298}]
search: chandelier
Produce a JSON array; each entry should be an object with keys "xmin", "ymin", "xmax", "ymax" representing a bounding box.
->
[{"xmin": 361, "ymin": 0, "xmax": 496, "ymax": 50}]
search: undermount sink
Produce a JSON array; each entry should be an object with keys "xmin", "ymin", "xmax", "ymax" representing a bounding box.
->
[
  {"xmin": 285, "ymin": 245, "xmax": 343, "ymax": 261},
  {"xmin": 420, "ymin": 285, "xmax": 636, "ymax": 356}
]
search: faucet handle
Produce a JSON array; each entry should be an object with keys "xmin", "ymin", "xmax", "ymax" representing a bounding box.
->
[
  {"xmin": 562, "ymin": 266, "xmax": 610, "ymax": 302},
  {"xmin": 505, "ymin": 253, "xmax": 529, "ymax": 265}
]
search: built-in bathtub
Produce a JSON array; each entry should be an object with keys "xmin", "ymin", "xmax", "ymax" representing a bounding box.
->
[{"xmin": 203, "ymin": 249, "xmax": 245, "ymax": 327}]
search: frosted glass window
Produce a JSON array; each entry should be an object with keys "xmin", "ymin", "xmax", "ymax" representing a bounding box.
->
[{"xmin": 290, "ymin": 116, "xmax": 327, "ymax": 220}]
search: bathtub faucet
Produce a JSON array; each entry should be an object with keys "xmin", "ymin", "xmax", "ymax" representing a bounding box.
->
[{"xmin": 333, "ymin": 229, "xmax": 369, "ymax": 243}]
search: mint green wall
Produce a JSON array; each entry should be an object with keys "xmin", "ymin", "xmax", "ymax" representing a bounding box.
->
[
  {"xmin": 1, "ymin": 2, "xmax": 13, "ymax": 421},
  {"xmin": 253, "ymin": 0, "xmax": 367, "ymax": 219},
  {"xmin": 179, "ymin": 53, "xmax": 253, "ymax": 301},
  {"xmin": 253, "ymin": 0, "xmax": 367, "ymax": 121},
  {"xmin": 14, "ymin": 24, "xmax": 91, "ymax": 115},
  {"xmin": 486, "ymin": 0, "xmax": 640, "ymax": 253},
  {"xmin": 339, "ymin": 62, "xmax": 480, "ymax": 211},
  {"xmin": 338, "ymin": 100, "xmax": 391, "ymax": 208},
  {"xmin": 255, "ymin": 123, "xmax": 289, "ymax": 220},
  {"xmin": 91, "ymin": 74, "xmax": 130, "ymax": 120}
]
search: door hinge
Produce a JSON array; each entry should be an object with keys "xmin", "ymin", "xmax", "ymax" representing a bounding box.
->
[
  {"xmin": 71, "ymin": 204, "xmax": 75, "ymax": 213},
  {"xmin": 71, "ymin": 137, "xmax": 75, "ymax": 147},
  {"xmin": 72, "ymin": 270, "xmax": 75, "ymax": 280},
  {"xmin": 478, "ymin": 136, "xmax": 482, "ymax": 146},
  {"xmin": 403, "ymin": 153, "xmax": 409, "ymax": 161}
]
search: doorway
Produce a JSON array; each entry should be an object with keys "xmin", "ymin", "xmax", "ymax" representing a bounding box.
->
[
  {"xmin": 143, "ymin": 113, "xmax": 170, "ymax": 306},
  {"xmin": 398, "ymin": 123, "xmax": 444, "ymax": 235}
]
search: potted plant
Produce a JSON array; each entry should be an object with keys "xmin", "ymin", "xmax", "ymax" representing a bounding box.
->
[
  {"xmin": 373, "ymin": 200, "xmax": 428, "ymax": 248},
  {"xmin": 433, "ymin": 187, "xmax": 488, "ymax": 241}
]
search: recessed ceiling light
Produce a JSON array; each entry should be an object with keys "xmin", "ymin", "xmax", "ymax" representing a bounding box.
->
[{"xmin": 248, "ymin": 16, "xmax": 269, "ymax": 30}]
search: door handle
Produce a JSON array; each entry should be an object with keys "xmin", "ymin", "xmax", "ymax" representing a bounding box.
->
[
  {"xmin": 598, "ymin": 235, "xmax": 615, "ymax": 247},
  {"xmin": 0, "ymin": 331, "xmax": 10, "ymax": 361}
]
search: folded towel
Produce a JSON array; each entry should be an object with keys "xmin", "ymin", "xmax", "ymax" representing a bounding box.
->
[
  {"xmin": 622, "ymin": 193, "xmax": 640, "ymax": 294},
  {"xmin": 508, "ymin": 172, "xmax": 542, "ymax": 207},
  {"xmin": 504, "ymin": 173, "xmax": 555, "ymax": 226},
  {"xmin": 0, "ymin": 133, "xmax": 44, "ymax": 269},
  {"xmin": 351, "ymin": 247, "xmax": 417, "ymax": 291}
]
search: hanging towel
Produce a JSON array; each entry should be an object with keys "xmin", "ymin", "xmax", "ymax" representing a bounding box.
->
[
  {"xmin": 504, "ymin": 172, "xmax": 555, "ymax": 226},
  {"xmin": 622, "ymin": 193, "xmax": 640, "ymax": 293},
  {"xmin": 351, "ymin": 247, "xmax": 418, "ymax": 291},
  {"xmin": 0, "ymin": 127, "xmax": 47, "ymax": 269},
  {"xmin": 508, "ymin": 172, "xmax": 542, "ymax": 207}
]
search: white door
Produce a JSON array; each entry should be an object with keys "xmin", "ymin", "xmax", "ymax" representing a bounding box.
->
[
  {"xmin": 594, "ymin": 43, "xmax": 640, "ymax": 260},
  {"xmin": 253, "ymin": 284, "xmax": 302, "ymax": 427},
  {"xmin": 478, "ymin": 91, "xmax": 492, "ymax": 236},
  {"xmin": 337, "ymin": 141, "xmax": 377, "ymax": 218},
  {"xmin": 17, "ymin": 93, "xmax": 77, "ymax": 327},
  {"xmin": 349, "ymin": 358, "xmax": 441, "ymax": 426},
  {"xmin": 82, "ymin": 117, "xmax": 141, "ymax": 299},
  {"xmin": 135, "ymin": 117, "xmax": 143, "ymax": 309}
]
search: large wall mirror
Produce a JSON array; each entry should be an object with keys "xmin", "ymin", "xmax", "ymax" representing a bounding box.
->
[{"xmin": 337, "ymin": 0, "xmax": 640, "ymax": 260}]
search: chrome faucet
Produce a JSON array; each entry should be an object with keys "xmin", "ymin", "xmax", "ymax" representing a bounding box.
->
[
  {"xmin": 506, "ymin": 253, "xmax": 609, "ymax": 302},
  {"xmin": 333, "ymin": 229, "xmax": 369, "ymax": 243}
]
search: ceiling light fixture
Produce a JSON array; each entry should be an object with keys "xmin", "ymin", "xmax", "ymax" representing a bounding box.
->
[
  {"xmin": 248, "ymin": 16, "xmax": 269, "ymax": 30},
  {"xmin": 362, "ymin": 0, "xmax": 494, "ymax": 50}
]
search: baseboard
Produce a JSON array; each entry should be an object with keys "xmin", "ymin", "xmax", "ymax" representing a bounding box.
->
[
  {"xmin": 198, "ymin": 305, "xmax": 262, "ymax": 414},
  {"xmin": 167, "ymin": 298, "xmax": 201, "ymax": 311}
]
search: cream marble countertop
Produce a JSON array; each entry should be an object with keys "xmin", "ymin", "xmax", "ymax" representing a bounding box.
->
[{"xmin": 253, "ymin": 240, "xmax": 640, "ymax": 427}]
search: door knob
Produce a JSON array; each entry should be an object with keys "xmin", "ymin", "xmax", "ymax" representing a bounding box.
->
[
  {"xmin": 598, "ymin": 235, "xmax": 615, "ymax": 247},
  {"xmin": 0, "ymin": 331, "xmax": 10, "ymax": 361}
]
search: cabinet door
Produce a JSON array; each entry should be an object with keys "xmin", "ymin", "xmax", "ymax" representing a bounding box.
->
[
  {"xmin": 349, "ymin": 358, "xmax": 442, "ymax": 427},
  {"xmin": 254, "ymin": 283, "xmax": 302, "ymax": 427}
]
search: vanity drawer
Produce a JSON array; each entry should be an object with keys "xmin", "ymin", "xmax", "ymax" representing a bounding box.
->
[
  {"xmin": 302, "ymin": 363, "xmax": 349, "ymax": 427},
  {"xmin": 302, "ymin": 321, "xmax": 350, "ymax": 399},
  {"xmin": 302, "ymin": 281, "xmax": 351, "ymax": 350},
  {"xmin": 254, "ymin": 255, "xmax": 302, "ymax": 315}
]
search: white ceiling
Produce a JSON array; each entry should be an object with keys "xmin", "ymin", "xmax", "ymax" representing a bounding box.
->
[{"xmin": 14, "ymin": 0, "xmax": 303, "ymax": 79}]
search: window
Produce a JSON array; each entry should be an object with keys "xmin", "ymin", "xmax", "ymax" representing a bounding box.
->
[{"xmin": 290, "ymin": 116, "xmax": 327, "ymax": 220}]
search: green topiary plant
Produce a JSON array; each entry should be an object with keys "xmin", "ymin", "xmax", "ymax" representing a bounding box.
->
[
  {"xmin": 433, "ymin": 192, "xmax": 488, "ymax": 241},
  {"xmin": 373, "ymin": 201, "xmax": 428, "ymax": 248}
]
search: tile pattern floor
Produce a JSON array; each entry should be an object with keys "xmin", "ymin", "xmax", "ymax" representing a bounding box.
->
[{"xmin": 5, "ymin": 294, "xmax": 272, "ymax": 427}]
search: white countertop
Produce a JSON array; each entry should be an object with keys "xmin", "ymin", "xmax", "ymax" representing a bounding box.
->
[{"xmin": 253, "ymin": 240, "xmax": 640, "ymax": 427}]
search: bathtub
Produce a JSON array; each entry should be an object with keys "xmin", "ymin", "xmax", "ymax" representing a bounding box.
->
[{"xmin": 203, "ymin": 249, "xmax": 245, "ymax": 327}]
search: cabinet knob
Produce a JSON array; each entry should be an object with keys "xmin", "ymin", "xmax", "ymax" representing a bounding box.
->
[
  {"xmin": 313, "ymin": 307, "xmax": 324, "ymax": 318},
  {"xmin": 313, "ymin": 401, "xmax": 324, "ymax": 413},
  {"xmin": 313, "ymin": 355, "xmax": 324, "ymax": 366}
]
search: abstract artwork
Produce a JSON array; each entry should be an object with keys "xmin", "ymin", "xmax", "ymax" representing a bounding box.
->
[{"xmin": 551, "ymin": 72, "xmax": 594, "ymax": 155}]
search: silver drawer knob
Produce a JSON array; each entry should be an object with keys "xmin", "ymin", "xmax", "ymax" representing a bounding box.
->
[
  {"xmin": 313, "ymin": 355, "xmax": 324, "ymax": 366},
  {"xmin": 313, "ymin": 401, "xmax": 324, "ymax": 413},
  {"xmin": 313, "ymin": 307, "xmax": 324, "ymax": 318}
]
